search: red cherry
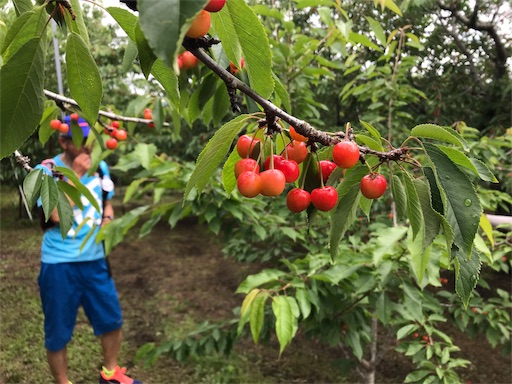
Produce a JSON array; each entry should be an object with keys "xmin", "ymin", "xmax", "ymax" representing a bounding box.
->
[
  {"xmin": 148, "ymin": 122, "xmax": 155, "ymax": 128},
  {"xmin": 181, "ymin": 51, "xmax": 199, "ymax": 69},
  {"xmin": 70, "ymin": 113, "xmax": 79, "ymax": 121},
  {"xmin": 259, "ymin": 169, "xmax": 286, "ymax": 196},
  {"xmin": 111, "ymin": 121, "xmax": 120, "ymax": 129},
  {"xmin": 177, "ymin": 55, "xmax": 184, "ymax": 70},
  {"xmin": 237, "ymin": 171, "xmax": 261, "ymax": 198},
  {"xmin": 332, "ymin": 141, "xmax": 360, "ymax": 169},
  {"xmin": 205, "ymin": 0, "xmax": 226, "ymax": 12},
  {"xmin": 236, "ymin": 135, "xmax": 260, "ymax": 158},
  {"xmin": 289, "ymin": 126, "xmax": 308, "ymax": 142},
  {"xmin": 412, "ymin": 332, "xmax": 419, "ymax": 338},
  {"xmin": 263, "ymin": 155, "xmax": 284, "ymax": 170},
  {"xmin": 186, "ymin": 10, "xmax": 211, "ymax": 38},
  {"xmin": 286, "ymin": 188, "xmax": 311, "ymax": 213},
  {"xmin": 235, "ymin": 158, "xmax": 259, "ymax": 179},
  {"xmin": 229, "ymin": 58, "xmax": 245, "ymax": 75},
  {"xmin": 360, "ymin": 174, "xmax": 387, "ymax": 199},
  {"xmin": 50, "ymin": 119, "xmax": 62, "ymax": 130},
  {"xmin": 143, "ymin": 108, "xmax": 153, "ymax": 120},
  {"xmin": 115, "ymin": 129, "xmax": 128, "ymax": 141},
  {"xmin": 58, "ymin": 123, "xmax": 69, "ymax": 134},
  {"xmin": 311, "ymin": 186, "xmax": 338, "ymax": 211},
  {"xmin": 106, "ymin": 138, "xmax": 118, "ymax": 150},
  {"xmin": 278, "ymin": 159, "xmax": 300, "ymax": 183},
  {"xmin": 285, "ymin": 140, "xmax": 308, "ymax": 164},
  {"xmin": 319, "ymin": 160, "xmax": 337, "ymax": 183},
  {"xmin": 422, "ymin": 335, "xmax": 429, "ymax": 342}
]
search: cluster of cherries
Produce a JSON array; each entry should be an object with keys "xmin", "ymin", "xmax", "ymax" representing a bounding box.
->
[
  {"xmin": 102, "ymin": 120, "xmax": 128, "ymax": 150},
  {"xmin": 50, "ymin": 115, "xmax": 73, "ymax": 134},
  {"xmin": 235, "ymin": 127, "xmax": 387, "ymax": 213}
]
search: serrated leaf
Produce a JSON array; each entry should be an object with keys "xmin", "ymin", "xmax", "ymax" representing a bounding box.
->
[
  {"xmin": 329, "ymin": 184, "xmax": 361, "ymax": 259},
  {"xmin": 479, "ymin": 214, "xmax": 494, "ymax": 248},
  {"xmin": 66, "ymin": 32, "xmax": 102, "ymax": 124},
  {"xmin": 68, "ymin": 0, "xmax": 90, "ymax": 48},
  {"xmin": 184, "ymin": 115, "xmax": 250, "ymax": 200},
  {"xmin": 135, "ymin": 21, "xmax": 156, "ymax": 79},
  {"xmin": 211, "ymin": 0, "xmax": 274, "ymax": 99},
  {"xmin": 424, "ymin": 143, "xmax": 482, "ymax": 257},
  {"xmin": 23, "ymin": 169, "xmax": 43, "ymax": 209},
  {"xmin": 359, "ymin": 120, "xmax": 381, "ymax": 142},
  {"xmin": 236, "ymin": 268, "xmax": 285, "ymax": 294},
  {"xmin": 106, "ymin": 7, "xmax": 138, "ymax": 41},
  {"xmin": 469, "ymin": 158, "xmax": 499, "ymax": 183},
  {"xmin": 0, "ymin": 37, "xmax": 45, "ymax": 160},
  {"xmin": 54, "ymin": 167, "xmax": 101, "ymax": 213},
  {"xmin": 402, "ymin": 172, "xmax": 424, "ymax": 241},
  {"xmin": 391, "ymin": 174, "xmax": 407, "ymax": 219},
  {"xmin": 414, "ymin": 178, "xmax": 441, "ymax": 251},
  {"xmin": 365, "ymin": 17, "xmax": 387, "ymax": 46},
  {"xmin": 56, "ymin": 188, "xmax": 74, "ymax": 239},
  {"xmin": 295, "ymin": 288, "xmax": 311, "ymax": 319},
  {"xmin": 272, "ymin": 295, "xmax": 297, "ymax": 355},
  {"xmin": 373, "ymin": 226, "xmax": 408, "ymax": 266},
  {"xmin": 134, "ymin": 143, "xmax": 157, "ymax": 170},
  {"xmin": 436, "ymin": 145, "xmax": 480, "ymax": 177},
  {"xmin": 138, "ymin": 0, "xmax": 205, "ymax": 70},
  {"xmin": 249, "ymin": 292, "xmax": 267, "ymax": 343},
  {"xmin": 40, "ymin": 175, "xmax": 58, "ymax": 221},
  {"xmin": 411, "ymin": 124, "xmax": 468, "ymax": 150},
  {"xmin": 222, "ymin": 149, "xmax": 240, "ymax": 194},
  {"xmin": 56, "ymin": 180, "xmax": 83, "ymax": 210},
  {"xmin": 454, "ymin": 247, "xmax": 481, "ymax": 307},
  {"xmin": 151, "ymin": 59, "xmax": 180, "ymax": 109}
]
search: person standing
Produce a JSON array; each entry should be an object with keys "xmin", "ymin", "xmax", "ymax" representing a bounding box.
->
[{"xmin": 35, "ymin": 117, "xmax": 142, "ymax": 384}]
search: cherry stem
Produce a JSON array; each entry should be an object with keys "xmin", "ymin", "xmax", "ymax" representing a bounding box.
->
[
  {"xmin": 315, "ymin": 152, "xmax": 325, "ymax": 188},
  {"xmin": 300, "ymin": 154, "xmax": 312, "ymax": 190}
]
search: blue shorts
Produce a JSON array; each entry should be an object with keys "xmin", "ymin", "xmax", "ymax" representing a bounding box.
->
[{"xmin": 38, "ymin": 258, "xmax": 123, "ymax": 352}]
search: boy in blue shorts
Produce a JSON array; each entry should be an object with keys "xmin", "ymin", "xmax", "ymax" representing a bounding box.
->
[{"xmin": 36, "ymin": 117, "xmax": 142, "ymax": 384}]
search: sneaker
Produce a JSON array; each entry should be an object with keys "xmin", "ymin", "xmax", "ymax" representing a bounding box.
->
[{"xmin": 99, "ymin": 366, "xmax": 143, "ymax": 384}]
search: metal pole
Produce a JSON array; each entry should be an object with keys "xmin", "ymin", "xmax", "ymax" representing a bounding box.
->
[{"xmin": 52, "ymin": 19, "xmax": 65, "ymax": 118}]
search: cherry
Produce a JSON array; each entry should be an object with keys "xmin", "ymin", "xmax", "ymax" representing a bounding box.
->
[
  {"xmin": 422, "ymin": 335, "xmax": 429, "ymax": 342},
  {"xmin": 205, "ymin": 0, "xmax": 226, "ymax": 12},
  {"xmin": 412, "ymin": 332, "xmax": 419, "ymax": 338},
  {"xmin": 115, "ymin": 129, "xmax": 128, "ymax": 141},
  {"xmin": 259, "ymin": 169, "xmax": 286, "ymax": 196},
  {"xmin": 111, "ymin": 121, "xmax": 120, "ymax": 129},
  {"xmin": 186, "ymin": 10, "xmax": 211, "ymax": 38},
  {"xmin": 236, "ymin": 135, "xmax": 260, "ymax": 158},
  {"xmin": 360, "ymin": 173, "xmax": 387, "ymax": 199},
  {"xmin": 311, "ymin": 186, "xmax": 338, "ymax": 211},
  {"xmin": 278, "ymin": 159, "xmax": 300, "ymax": 183},
  {"xmin": 181, "ymin": 51, "xmax": 199, "ymax": 69},
  {"xmin": 143, "ymin": 108, "xmax": 152, "ymax": 120},
  {"xmin": 235, "ymin": 158, "xmax": 259, "ymax": 179},
  {"xmin": 285, "ymin": 140, "xmax": 308, "ymax": 164},
  {"xmin": 263, "ymin": 155, "xmax": 284, "ymax": 170},
  {"xmin": 106, "ymin": 138, "xmax": 118, "ymax": 150},
  {"xmin": 286, "ymin": 188, "xmax": 311, "ymax": 213},
  {"xmin": 50, "ymin": 119, "xmax": 62, "ymax": 130},
  {"xmin": 319, "ymin": 160, "xmax": 337, "ymax": 183},
  {"xmin": 289, "ymin": 126, "xmax": 308, "ymax": 142},
  {"xmin": 70, "ymin": 113, "xmax": 79, "ymax": 121},
  {"xmin": 237, "ymin": 171, "xmax": 261, "ymax": 198},
  {"xmin": 229, "ymin": 58, "xmax": 245, "ymax": 75},
  {"xmin": 177, "ymin": 56, "xmax": 184, "ymax": 70},
  {"xmin": 58, "ymin": 123, "xmax": 69, "ymax": 134},
  {"xmin": 332, "ymin": 140, "xmax": 360, "ymax": 169}
]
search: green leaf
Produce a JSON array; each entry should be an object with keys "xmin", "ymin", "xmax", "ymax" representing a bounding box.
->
[
  {"xmin": 236, "ymin": 269, "xmax": 285, "ymax": 294},
  {"xmin": 454, "ymin": 247, "xmax": 482, "ymax": 308},
  {"xmin": 134, "ymin": 143, "xmax": 157, "ymax": 170},
  {"xmin": 1, "ymin": 6, "xmax": 46, "ymax": 63},
  {"xmin": 66, "ymin": 32, "xmax": 102, "ymax": 124},
  {"xmin": 106, "ymin": 7, "xmax": 138, "ymax": 41},
  {"xmin": 365, "ymin": 17, "xmax": 387, "ymax": 46},
  {"xmin": 272, "ymin": 295, "xmax": 297, "ymax": 355},
  {"xmin": 402, "ymin": 172, "xmax": 424, "ymax": 241},
  {"xmin": 373, "ymin": 226, "xmax": 408, "ymax": 266},
  {"xmin": 138, "ymin": 0, "xmax": 205, "ymax": 70},
  {"xmin": 54, "ymin": 167, "xmax": 101, "ymax": 213},
  {"xmin": 397, "ymin": 324, "xmax": 416, "ymax": 340},
  {"xmin": 68, "ymin": 0, "xmax": 91, "ymax": 48},
  {"xmin": 359, "ymin": 120, "xmax": 381, "ymax": 142},
  {"xmin": 212, "ymin": 81, "xmax": 230, "ymax": 126},
  {"xmin": 411, "ymin": 124, "xmax": 469, "ymax": 150},
  {"xmin": 436, "ymin": 145, "xmax": 480, "ymax": 177},
  {"xmin": 12, "ymin": 0, "xmax": 33, "ymax": 15},
  {"xmin": 349, "ymin": 31, "xmax": 382, "ymax": 51},
  {"xmin": 211, "ymin": 0, "xmax": 274, "ymax": 99},
  {"xmin": 135, "ymin": 21, "xmax": 157, "ymax": 79},
  {"xmin": 151, "ymin": 59, "xmax": 180, "ymax": 109},
  {"xmin": 56, "ymin": 180, "xmax": 84, "ymax": 210},
  {"xmin": 469, "ymin": 158, "xmax": 499, "ymax": 183},
  {"xmin": 391, "ymin": 174, "xmax": 407, "ymax": 219},
  {"xmin": 56, "ymin": 188, "xmax": 74, "ymax": 239},
  {"xmin": 273, "ymin": 73, "xmax": 291, "ymax": 113},
  {"xmin": 38, "ymin": 104, "xmax": 60, "ymax": 146},
  {"xmin": 222, "ymin": 149, "xmax": 240, "ymax": 194},
  {"xmin": 240, "ymin": 288, "xmax": 260, "ymax": 321},
  {"xmin": 414, "ymin": 178, "xmax": 441, "ymax": 251},
  {"xmin": 311, "ymin": 264, "xmax": 362, "ymax": 284},
  {"xmin": 23, "ymin": 169, "xmax": 43, "ymax": 209},
  {"xmin": 184, "ymin": 115, "xmax": 250, "ymax": 200},
  {"xmin": 0, "ymin": 37, "xmax": 45, "ymax": 160},
  {"xmin": 295, "ymin": 288, "xmax": 311, "ymax": 319},
  {"xmin": 40, "ymin": 175, "xmax": 58, "ymax": 221},
  {"xmin": 249, "ymin": 292, "xmax": 268, "ymax": 343},
  {"xmin": 424, "ymin": 143, "xmax": 482, "ymax": 257},
  {"xmin": 479, "ymin": 214, "xmax": 494, "ymax": 248},
  {"xmin": 329, "ymin": 184, "xmax": 361, "ymax": 259}
]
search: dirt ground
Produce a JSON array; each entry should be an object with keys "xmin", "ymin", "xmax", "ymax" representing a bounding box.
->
[{"xmin": 1, "ymin": 192, "xmax": 511, "ymax": 383}]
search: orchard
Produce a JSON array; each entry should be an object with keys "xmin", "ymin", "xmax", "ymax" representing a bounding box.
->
[{"xmin": 1, "ymin": 0, "xmax": 511, "ymax": 383}]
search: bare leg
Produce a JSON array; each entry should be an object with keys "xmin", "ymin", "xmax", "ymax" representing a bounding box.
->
[
  {"xmin": 47, "ymin": 348, "xmax": 69, "ymax": 384},
  {"xmin": 100, "ymin": 328, "xmax": 123, "ymax": 371}
]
